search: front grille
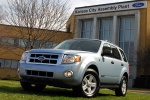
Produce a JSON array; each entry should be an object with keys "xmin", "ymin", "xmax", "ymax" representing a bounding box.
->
[
  {"xmin": 26, "ymin": 70, "xmax": 53, "ymax": 77},
  {"xmin": 27, "ymin": 53, "xmax": 59, "ymax": 65}
]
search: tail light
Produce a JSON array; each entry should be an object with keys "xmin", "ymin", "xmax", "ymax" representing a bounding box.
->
[{"xmin": 128, "ymin": 65, "xmax": 130, "ymax": 73}]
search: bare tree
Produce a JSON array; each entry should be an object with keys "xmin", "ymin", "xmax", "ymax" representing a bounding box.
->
[
  {"xmin": 135, "ymin": 47, "xmax": 150, "ymax": 88},
  {"xmin": 0, "ymin": 5, "xmax": 5, "ymax": 23},
  {"xmin": 5, "ymin": 0, "xmax": 70, "ymax": 50}
]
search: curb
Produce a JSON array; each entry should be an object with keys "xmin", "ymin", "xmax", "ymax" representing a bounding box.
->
[{"xmin": 128, "ymin": 89, "xmax": 150, "ymax": 94}]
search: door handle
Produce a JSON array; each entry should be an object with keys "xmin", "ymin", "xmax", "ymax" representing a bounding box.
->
[
  {"xmin": 121, "ymin": 64, "xmax": 124, "ymax": 66},
  {"xmin": 111, "ymin": 61, "xmax": 114, "ymax": 64}
]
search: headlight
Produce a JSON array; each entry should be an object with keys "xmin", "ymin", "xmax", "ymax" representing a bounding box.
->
[
  {"xmin": 62, "ymin": 55, "xmax": 81, "ymax": 64},
  {"xmin": 21, "ymin": 52, "xmax": 28, "ymax": 61}
]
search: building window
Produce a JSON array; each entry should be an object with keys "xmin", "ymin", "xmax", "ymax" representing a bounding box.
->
[
  {"xmin": 7, "ymin": 38, "xmax": 14, "ymax": 45},
  {"xmin": 43, "ymin": 42, "xmax": 53, "ymax": 48},
  {"xmin": 40, "ymin": 41, "xmax": 58, "ymax": 49},
  {"xmin": 119, "ymin": 16, "xmax": 135, "ymax": 64},
  {"xmin": 81, "ymin": 20, "xmax": 93, "ymax": 38},
  {"xmin": 14, "ymin": 38, "xmax": 19, "ymax": 46},
  {"xmin": 1, "ymin": 37, "xmax": 8, "ymax": 44},
  {"xmin": 33, "ymin": 40, "xmax": 39, "ymax": 49},
  {"xmin": 0, "ymin": 37, "xmax": 15, "ymax": 45},
  {"xmin": 19, "ymin": 39, "xmax": 26, "ymax": 47},
  {"xmin": 67, "ymin": 24, "xmax": 71, "ymax": 32},
  {"xmin": 99, "ymin": 18, "xmax": 113, "ymax": 41}
]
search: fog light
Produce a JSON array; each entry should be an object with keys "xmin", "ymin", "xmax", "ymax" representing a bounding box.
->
[{"xmin": 64, "ymin": 70, "xmax": 73, "ymax": 77}]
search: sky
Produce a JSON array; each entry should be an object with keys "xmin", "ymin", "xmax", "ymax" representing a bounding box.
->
[{"xmin": 0, "ymin": 0, "xmax": 133, "ymax": 12}]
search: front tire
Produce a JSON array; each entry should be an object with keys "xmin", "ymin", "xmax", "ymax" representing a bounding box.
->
[
  {"xmin": 20, "ymin": 81, "xmax": 46, "ymax": 92},
  {"xmin": 73, "ymin": 69, "xmax": 100, "ymax": 97},
  {"xmin": 115, "ymin": 76, "xmax": 127, "ymax": 96}
]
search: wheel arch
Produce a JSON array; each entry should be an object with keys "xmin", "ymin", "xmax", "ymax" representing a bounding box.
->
[
  {"xmin": 123, "ymin": 72, "xmax": 129, "ymax": 82},
  {"xmin": 79, "ymin": 64, "xmax": 100, "ymax": 97},
  {"xmin": 87, "ymin": 64, "xmax": 99, "ymax": 75}
]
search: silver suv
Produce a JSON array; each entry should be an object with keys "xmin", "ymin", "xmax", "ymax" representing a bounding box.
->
[{"xmin": 18, "ymin": 38, "xmax": 129, "ymax": 97}]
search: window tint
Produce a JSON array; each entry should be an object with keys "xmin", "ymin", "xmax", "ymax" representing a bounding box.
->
[
  {"xmin": 102, "ymin": 44, "xmax": 121, "ymax": 60},
  {"xmin": 102, "ymin": 43, "xmax": 112, "ymax": 57},
  {"xmin": 55, "ymin": 39, "xmax": 101, "ymax": 53},
  {"xmin": 111, "ymin": 46, "xmax": 121, "ymax": 60},
  {"xmin": 119, "ymin": 49, "xmax": 127, "ymax": 62}
]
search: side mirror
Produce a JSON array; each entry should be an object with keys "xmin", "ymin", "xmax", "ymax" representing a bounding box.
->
[{"xmin": 101, "ymin": 48, "xmax": 112, "ymax": 56}]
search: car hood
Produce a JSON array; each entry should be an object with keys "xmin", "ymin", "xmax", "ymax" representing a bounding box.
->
[{"xmin": 29, "ymin": 49, "xmax": 95, "ymax": 55}]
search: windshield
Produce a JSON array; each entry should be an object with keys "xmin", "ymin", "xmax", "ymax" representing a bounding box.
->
[{"xmin": 54, "ymin": 39, "xmax": 101, "ymax": 53}]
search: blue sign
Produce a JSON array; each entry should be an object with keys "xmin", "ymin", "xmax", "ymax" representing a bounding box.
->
[{"xmin": 132, "ymin": 2, "xmax": 144, "ymax": 8}]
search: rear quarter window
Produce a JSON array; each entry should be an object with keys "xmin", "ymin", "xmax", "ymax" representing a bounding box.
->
[{"xmin": 119, "ymin": 49, "xmax": 127, "ymax": 62}]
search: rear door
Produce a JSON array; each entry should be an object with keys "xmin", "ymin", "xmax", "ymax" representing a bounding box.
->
[{"xmin": 110, "ymin": 45, "xmax": 123, "ymax": 83}]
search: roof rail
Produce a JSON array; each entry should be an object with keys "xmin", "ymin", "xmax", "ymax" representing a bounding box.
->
[
  {"xmin": 104, "ymin": 40, "xmax": 118, "ymax": 46},
  {"xmin": 104, "ymin": 40, "xmax": 112, "ymax": 43}
]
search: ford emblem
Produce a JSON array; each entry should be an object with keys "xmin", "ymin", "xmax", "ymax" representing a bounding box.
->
[
  {"xmin": 38, "ymin": 56, "xmax": 45, "ymax": 61},
  {"xmin": 132, "ymin": 2, "xmax": 144, "ymax": 8}
]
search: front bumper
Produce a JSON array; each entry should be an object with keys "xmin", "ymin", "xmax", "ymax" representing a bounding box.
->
[{"xmin": 18, "ymin": 61, "xmax": 82, "ymax": 87}]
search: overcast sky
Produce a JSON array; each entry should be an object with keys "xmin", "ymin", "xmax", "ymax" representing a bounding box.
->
[{"xmin": 0, "ymin": 0, "xmax": 133, "ymax": 11}]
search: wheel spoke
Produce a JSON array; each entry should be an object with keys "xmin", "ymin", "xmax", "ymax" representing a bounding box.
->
[
  {"xmin": 90, "ymin": 83, "xmax": 96, "ymax": 88},
  {"xmin": 122, "ymin": 80, "xmax": 126, "ymax": 94},
  {"xmin": 87, "ymin": 87, "xmax": 92, "ymax": 93},
  {"xmin": 115, "ymin": 77, "xmax": 127, "ymax": 96},
  {"xmin": 89, "ymin": 75, "xmax": 93, "ymax": 82},
  {"xmin": 83, "ymin": 84, "xmax": 88, "ymax": 91},
  {"xmin": 82, "ymin": 72, "xmax": 98, "ymax": 97},
  {"xmin": 83, "ymin": 77, "xmax": 88, "ymax": 83}
]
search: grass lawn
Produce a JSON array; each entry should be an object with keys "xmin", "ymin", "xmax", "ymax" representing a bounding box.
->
[{"xmin": 0, "ymin": 80, "xmax": 150, "ymax": 100}]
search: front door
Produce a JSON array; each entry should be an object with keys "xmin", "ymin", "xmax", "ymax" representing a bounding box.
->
[{"xmin": 100, "ymin": 43, "xmax": 123, "ymax": 84}]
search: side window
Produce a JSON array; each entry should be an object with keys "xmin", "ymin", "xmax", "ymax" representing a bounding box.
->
[
  {"xmin": 119, "ymin": 49, "xmax": 127, "ymax": 62},
  {"xmin": 111, "ymin": 46, "xmax": 121, "ymax": 60},
  {"xmin": 102, "ymin": 43, "xmax": 112, "ymax": 57}
]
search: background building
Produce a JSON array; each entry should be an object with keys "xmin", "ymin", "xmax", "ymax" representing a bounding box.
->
[
  {"xmin": 67, "ymin": 0, "xmax": 150, "ymax": 88},
  {"xmin": 1, "ymin": 0, "xmax": 150, "ymax": 88},
  {"xmin": 0, "ymin": 24, "xmax": 73, "ymax": 79}
]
